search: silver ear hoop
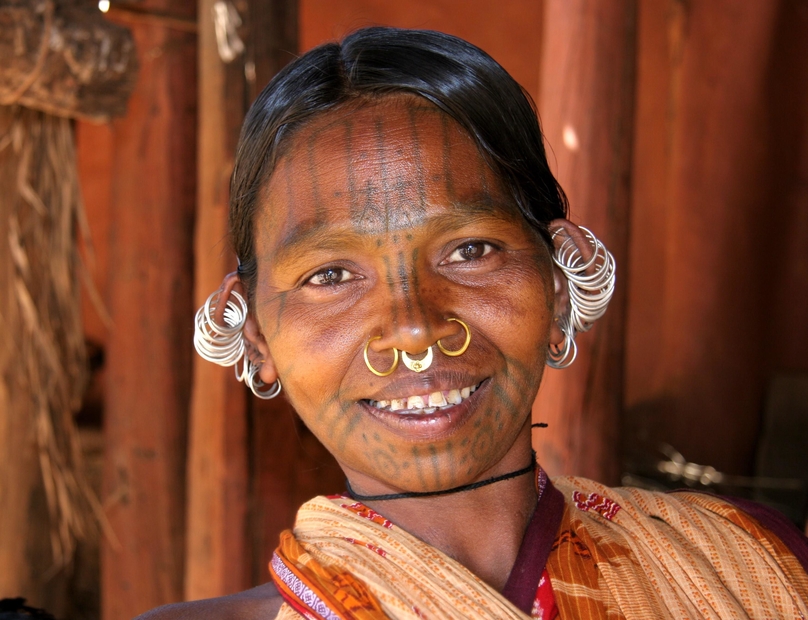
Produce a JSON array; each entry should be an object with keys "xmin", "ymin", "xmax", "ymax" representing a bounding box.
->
[
  {"xmin": 546, "ymin": 315, "xmax": 578, "ymax": 369},
  {"xmin": 547, "ymin": 227, "xmax": 615, "ymax": 369},
  {"xmin": 246, "ymin": 360, "xmax": 282, "ymax": 399},
  {"xmin": 194, "ymin": 290, "xmax": 248, "ymax": 366},
  {"xmin": 193, "ymin": 289, "xmax": 282, "ymax": 398},
  {"xmin": 551, "ymin": 226, "xmax": 616, "ymax": 334}
]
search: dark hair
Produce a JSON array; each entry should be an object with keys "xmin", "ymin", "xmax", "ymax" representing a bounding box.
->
[{"xmin": 230, "ymin": 26, "xmax": 567, "ymax": 298}]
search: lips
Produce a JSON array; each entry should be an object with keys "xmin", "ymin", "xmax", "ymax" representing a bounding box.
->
[
  {"xmin": 359, "ymin": 378, "xmax": 489, "ymax": 441},
  {"xmin": 365, "ymin": 383, "xmax": 480, "ymax": 415}
]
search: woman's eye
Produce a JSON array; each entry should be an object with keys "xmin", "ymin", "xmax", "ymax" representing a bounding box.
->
[
  {"xmin": 445, "ymin": 241, "xmax": 494, "ymax": 263},
  {"xmin": 307, "ymin": 267, "xmax": 355, "ymax": 286}
]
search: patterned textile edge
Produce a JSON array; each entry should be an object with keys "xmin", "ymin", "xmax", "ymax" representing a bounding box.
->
[{"xmin": 270, "ymin": 553, "xmax": 341, "ymax": 620}]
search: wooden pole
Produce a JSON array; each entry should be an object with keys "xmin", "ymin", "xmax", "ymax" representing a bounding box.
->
[
  {"xmin": 241, "ymin": 0, "xmax": 346, "ymax": 587},
  {"xmin": 0, "ymin": 1, "xmax": 137, "ymax": 121},
  {"xmin": 187, "ymin": 0, "xmax": 348, "ymax": 596},
  {"xmin": 183, "ymin": 0, "xmax": 250, "ymax": 600},
  {"xmin": 100, "ymin": 2, "xmax": 196, "ymax": 617},
  {"xmin": 532, "ymin": 0, "xmax": 637, "ymax": 483}
]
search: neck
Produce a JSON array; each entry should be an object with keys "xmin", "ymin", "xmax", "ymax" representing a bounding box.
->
[{"xmin": 344, "ymin": 440, "xmax": 538, "ymax": 591}]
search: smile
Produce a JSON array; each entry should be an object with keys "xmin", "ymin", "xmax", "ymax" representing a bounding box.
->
[{"xmin": 365, "ymin": 383, "xmax": 480, "ymax": 415}]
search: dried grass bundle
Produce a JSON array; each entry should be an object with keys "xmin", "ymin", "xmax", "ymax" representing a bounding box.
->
[{"xmin": 0, "ymin": 105, "xmax": 113, "ymax": 575}]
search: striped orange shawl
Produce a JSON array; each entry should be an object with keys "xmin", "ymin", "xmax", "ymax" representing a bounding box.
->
[{"xmin": 270, "ymin": 477, "xmax": 808, "ymax": 619}]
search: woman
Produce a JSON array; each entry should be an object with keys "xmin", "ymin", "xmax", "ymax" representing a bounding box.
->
[{"xmin": 146, "ymin": 28, "xmax": 808, "ymax": 619}]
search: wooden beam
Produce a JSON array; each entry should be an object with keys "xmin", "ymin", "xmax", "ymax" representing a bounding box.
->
[
  {"xmin": 532, "ymin": 0, "xmax": 637, "ymax": 483},
  {"xmin": 241, "ymin": 0, "xmax": 347, "ymax": 588},
  {"xmin": 100, "ymin": 1, "xmax": 196, "ymax": 617},
  {"xmin": 0, "ymin": 1, "xmax": 137, "ymax": 121}
]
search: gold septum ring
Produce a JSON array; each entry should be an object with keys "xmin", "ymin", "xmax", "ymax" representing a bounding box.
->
[
  {"xmin": 402, "ymin": 347, "xmax": 433, "ymax": 372},
  {"xmin": 363, "ymin": 318, "xmax": 472, "ymax": 375}
]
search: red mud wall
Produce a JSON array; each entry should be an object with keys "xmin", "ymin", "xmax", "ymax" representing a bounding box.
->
[{"xmin": 623, "ymin": 0, "xmax": 808, "ymax": 475}]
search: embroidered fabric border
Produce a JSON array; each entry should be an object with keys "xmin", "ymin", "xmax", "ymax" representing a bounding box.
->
[{"xmin": 270, "ymin": 553, "xmax": 341, "ymax": 620}]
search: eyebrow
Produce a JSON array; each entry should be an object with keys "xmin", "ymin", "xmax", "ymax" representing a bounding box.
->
[
  {"xmin": 269, "ymin": 198, "xmax": 522, "ymax": 266},
  {"xmin": 439, "ymin": 197, "xmax": 520, "ymax": 227},
  {"xmin": 270, "ymin": 220, "xmax": 364, "ymax": 267}
]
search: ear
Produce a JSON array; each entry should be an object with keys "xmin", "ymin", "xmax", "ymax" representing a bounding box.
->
[
  {"xmin": 546, "ymin": 218, "xmax": 592, "ymax": 345},
  {"xmin": 219, "ymin": 272, "xmax": 280, "ymax": 386}
]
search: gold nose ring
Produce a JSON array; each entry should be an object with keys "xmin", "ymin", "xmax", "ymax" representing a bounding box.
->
[
  {"xmin": 364, "ymin": 336, "xmax": 399, "ymax": 377},
  {"xmin": 437, "ymin": 318, "xmax": 471, "ymax": 356}
]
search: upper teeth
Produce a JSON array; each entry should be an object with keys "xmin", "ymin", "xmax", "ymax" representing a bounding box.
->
[{"xmin": 369, "ymin": 384, "xmax": 478, "ymax": 414}]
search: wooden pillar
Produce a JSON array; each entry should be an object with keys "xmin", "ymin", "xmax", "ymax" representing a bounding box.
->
[
  {"xmin": 765, "ymin": 1, "xmax": 808, "ymax": 376},
  {"xmin": 183, "ymin": 0, "xmax": 250, "ymax": 600},
  {"xmin": 185, "ymin": 0, "xmax": 305, "ymax": 598},
  {"xmin": 101, "ymin": 3, "xmax": 197, "ymax": 618},
  {"xmin": 532, "ymin": 0, "xmax": 637, "ymax": 482}
]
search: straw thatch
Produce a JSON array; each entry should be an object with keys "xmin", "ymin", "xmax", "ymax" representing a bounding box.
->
[
  {"xmin": 0, "ymin": 0, "xmax": 135, "ymax": 579},
  {"xmin": 0, "ymin": 105, "xmax": 116, "ymax": 573}
]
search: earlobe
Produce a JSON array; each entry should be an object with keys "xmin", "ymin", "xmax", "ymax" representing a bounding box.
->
[
  {"xmin": 549, "ymin": 265, "xmax": 570, "ymax": 345},
  {"xmin": 241, "ymin": 310, "xmax": 279, "ymax": 386},
  {"xmin": 225, "ymin": 271, "xmax": 279, "ymax": 384}
]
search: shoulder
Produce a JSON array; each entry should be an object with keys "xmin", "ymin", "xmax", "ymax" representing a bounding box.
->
[{"xmin": 134, "ymin": 583, "xmax": 284, "ymax": 620}]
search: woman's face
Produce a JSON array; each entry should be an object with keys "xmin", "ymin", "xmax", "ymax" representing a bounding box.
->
[{"xmin": 252, "ymin": 97, "xmax": 555, "ymax": 494}]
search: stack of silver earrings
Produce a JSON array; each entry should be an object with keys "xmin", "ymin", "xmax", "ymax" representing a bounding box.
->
[
  {"xmin": 547, "ymin": 226, "xmax": 616, "ymax": 369},
  {"xmin": 193, "ymin": 290, "xmax": 282, "ymax": 399}
]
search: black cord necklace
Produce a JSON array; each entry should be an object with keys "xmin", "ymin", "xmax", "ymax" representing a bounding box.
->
[{"xmin": 345, "ymin": 450, "xmax": 537, "ymax": 502}]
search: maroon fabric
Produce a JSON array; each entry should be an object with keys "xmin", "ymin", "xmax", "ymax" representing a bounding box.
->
[{"xmin": 501, "ymin": 477, "xmax": 565, "ymax": 614}]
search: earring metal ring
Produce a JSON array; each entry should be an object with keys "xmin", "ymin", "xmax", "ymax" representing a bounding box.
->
[
  {"xmin": 401, "ymin": 347, "xmax": 433, "ymax": 372},
  {"xmin": 546, "ymin": 315, "xmax": 578, "ymax": 369},
  {"xmin": 437, "ymin": 318, "xmax": 471, "ymax": 357},
  {"xmin": 364, "ymin": 336, "xmax": 399, "ymax": 377}
]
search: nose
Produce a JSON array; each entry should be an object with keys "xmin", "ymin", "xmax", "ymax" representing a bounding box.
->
[
  {"xmin": 375, "ymin": 322, "xmax": 442, "ymax": 355},
  {"xmin": 366, "ymin": 253, "xmax": 465, "ymax": 356},
  {"xmin": 368, "ymin": 309, "xmax": 464, "ymax": 356},
  {"xmin": 369, "ymin": 322, "xmax": 462, "ymax": 363}
]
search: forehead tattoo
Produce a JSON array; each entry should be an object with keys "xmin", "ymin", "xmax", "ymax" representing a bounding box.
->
[
  {"xmin": 266, "ymin": 101, "xmax": 522, "ymax": 270},
  {"xmin": 346, "ymin": 112, "xmax": 430, "ymax": 235}
]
